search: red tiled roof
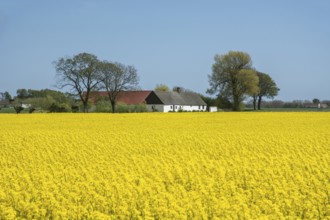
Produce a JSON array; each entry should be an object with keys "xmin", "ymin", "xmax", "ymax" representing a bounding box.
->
[{"xmin": 90, "ymin": 91, "xmax": 152, "ymax": 105}]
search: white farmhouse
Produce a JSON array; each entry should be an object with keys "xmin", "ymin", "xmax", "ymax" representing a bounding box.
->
[
  {"xmin": 88, "ymin": 90, "xmax": 207, "ymax": 112},
  {"xmin": 146, "ymin": 91, "xmax": 207, "ymax": 112}
]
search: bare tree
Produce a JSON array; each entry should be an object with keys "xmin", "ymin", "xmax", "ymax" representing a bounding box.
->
[
  {"xmin": 99, "ymin": 61, "xmax": 139, "ymax": 113},
  {"xmin": 54, "ymin": 53, "xmax": 101, "ymax": 112}
]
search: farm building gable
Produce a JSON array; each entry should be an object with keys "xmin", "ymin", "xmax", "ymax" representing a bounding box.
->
[{"xmin": 89, "ymin": 91, "xmax": 152, "ymax": 105}]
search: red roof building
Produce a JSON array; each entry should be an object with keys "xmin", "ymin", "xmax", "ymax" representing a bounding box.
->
[{"xmin": 89, "ymin": 91, "xmax": 152, "ymax": 105}]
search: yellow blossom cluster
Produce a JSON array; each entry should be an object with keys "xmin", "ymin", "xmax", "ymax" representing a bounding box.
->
[{"xmin": 0, "ymin": 113, "xmax": 329, "ymax": 219}]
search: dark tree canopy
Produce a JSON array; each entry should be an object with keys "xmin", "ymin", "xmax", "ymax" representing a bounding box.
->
[
  {"xmin": 99, "ymin": 61, "xmax": 139, "ymax": 113},
  {"xmin": 172, "ymin": 86, "xmax": 190, "ymax": 93},
  {"xmin": 14, "ymin": 106, "xmax": 24, "ymax": 114},
  {"xmin": 0, "ymin": 92, "xmax": 11, "ymax": 101},
  {"xmin": 4, "ymin": 91, "xmax": 12, "ymax": 100},
  {"xmin": 253, "ymin": 72, "xmax": 279, "ymax": 110},
  {"xmin": 207, "ymin": 51, "xmax": 259, "ymax": 111},
  {"xmin": 312, "ymin": 98, "xmax": 320, "ymax": 104},
  {"xmin": 54, "ymin": 53, "xmax": 101, "ymax": 113},
  {"xmin": 16, "ymin": 89, "xmax": 30, "ymax": 99}
]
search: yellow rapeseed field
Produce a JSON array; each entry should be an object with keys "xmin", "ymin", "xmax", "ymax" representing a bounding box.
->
[{"xmin": 0, "ymin": 113, "xmax": 329, "ymax": 219}]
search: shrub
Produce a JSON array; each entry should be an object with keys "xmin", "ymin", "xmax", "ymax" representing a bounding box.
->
[
  {"xmin": 95, "ymin": 100, "xmax": 112, "ymax": 113},
  {"xmin": 71, "ymin": 105, "xmax": 79, "ymax": 113},
  {"xmin": 116, "ymin": 103, "xmax": 147, "ymax": 113},
  {"xmin": 14, "ymin": 106, "xmax": 24, "ymax": 114},
  {"xmin": 48, "ymin": 103, "xmax": 70, "ymax": 113}
]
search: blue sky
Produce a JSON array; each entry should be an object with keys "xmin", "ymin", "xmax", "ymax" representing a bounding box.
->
[{"xmin": 0, "ymin": 0, "xmax": 329, "ymax": 101}]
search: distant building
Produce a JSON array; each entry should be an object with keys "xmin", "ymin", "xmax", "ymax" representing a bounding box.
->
[
  {"xmin": 146, "ymin": 91, "xmax": 207, "ymax": 112},
  {"xmin": 89, "ymin": 90, "xmax": 207, "ymax": 112},
  {"xmin": 304, "ymin": 103, "xmax": 328, "ymax": 108},
  {"xmin": 90, "ymin": 91, "xmax": 152, "ymax": 105}
]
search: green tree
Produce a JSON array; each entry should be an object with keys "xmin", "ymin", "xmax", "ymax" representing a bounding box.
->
[
  {"xmin": 4, "ymin": 91, "xmax": 12, "ymax": 100},
  {"xmin": 155, "ymin": 84, "xmax": 170, "ymax": 92},
  {"xmin": 16, "ymin": 89, "xmax": 30, "ymax": 99},
  {"xmin": 207, "ymin": 51, "xmax": 259, "ymax": 111},
  {"xmin": 28, "ymin": 89, "xmax": 72, "ymax": 104},
  {"xmin": 54, "ymin": 53, "xmax": 101, "ymax": 113},
  {"xmin": 217, "ymin": 95, "xmax": 233, "ymax": 110},
  {"xmin": 252, "ymin": 72, "xmax": 279, "ymax": 110},
  {"xmin": 23, "ymin": 89, "xmax": 73, "ymax": 112},
  {"xmin": 25, "ymin": 96, "xmax": 54, "ymax": 110},
  {"xmin": 99, "ymin": 61, "xmax": 139, "ymax": 113},
  {"xmin": 13, "ymin": 106, "xmax": 24, "ymax": 114},
  {"xmin": 199, "ymin": 94, "xmax": 217, "ymax": 111},
  {"xmin": 312, "ymin": 98, "xmax": 320, "ymax": 104},
  {"xmin": 48, "ymin": 103, "xmax": 71, "ymax": 112}
]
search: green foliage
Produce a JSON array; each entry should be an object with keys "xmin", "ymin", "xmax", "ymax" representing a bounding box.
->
[
  {"xmin": 199, "ymin": 94, "xmax": 234, "ymax": 111},
  {"xmin": 4, "ymin": 92, "xmax": 12, "ymax": 100},
  {"xmin": 25, "ymin": 96, "xmax": 56, "ymax": 110},
  {"xmin": 115, "ymin": 103, "xmax": 147, "ymax": 113},
  {"xmin": 199, "ymin": 94, "xmax": 217, "ymax": 111},
  {"xmin": 256, "ymin": 72, "xmax": 279, "ymax": 98},
  {"xmin": 312, "ymin": 98, "xmax": 320, "ymax": 104},
  {"xmin": 29, "ymin": 107, "xmax": 36, "ymax": 114},
  {"xmin": 22, "ymin": 90, "xmax": 74, "ymax": 112},
  {"xmin": 217, "ymin": 95, "xmax": 233, "ymax": 110},
  {"xmin": 237, "ymin": 69, "xmax": 259, "ymax": 96},
  {"xmin": 253, "ymin": 72, "xmax": 280, "ymax": 110},
  {"xmin": 71, "ymin": 106, "xmax": 80, "ymax": 113},
  {"xmin": 77, "ymin": 100, "xmax": 92, "ymax": 112},
  {"xmin": 155, "ymin": 84, "xmax": 170, "ymax": 92},
  {"xmin": 0, "ymin": 107, "xmax": 16, "ymax": 113},
  {"xmin": 207, "ymin": 51, "xmax": 258, "ymax": 111},
  {"xmin": 16, "ymin": 89, "xmax": 29, "ymax": 99},
  {"xmin": 14, "ymin": 106, "xmax": 24, "ymax": 114},
  {"xmin": 48, "ymin": 103, "xmax": 71, "ymax": 112},
  {"xmin": 95, "ymin": 100, "xmax": 112, "ymax": 113}
]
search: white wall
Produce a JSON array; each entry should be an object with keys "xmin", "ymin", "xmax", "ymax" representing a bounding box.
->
[
  {"xmin": 180, "ymin": 105, "xmax": 206, "ymax": 111},
  {"xmin": 209, "ymin": 106, "xmax": 218, "ymax": 112},
  {"xmin": 147, "ymin": 105, "xmax": 173, "ymax": 112},
  {"xmin": 147, "ymin": 105, "xmax": 207, "ymax": 112}
]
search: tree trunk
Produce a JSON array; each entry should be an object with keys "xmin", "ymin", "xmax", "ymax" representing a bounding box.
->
[
  {"xmin": 232, "ymin": 95, "xmax": 240, "ymax": 111},
  {"xmin": 253, "ymin": 95, "xmax": 257, "ymax": 110},
  {"xmin": 257, "ymin": 96, "xmax": 262, "ymax": 110},
  {"xmin": 83, "ymin": 101, "xmax": 89, "ymax": 113},
  {"xmin": 231, "ymin": 78, "xmax": 241, "ymax": 111},
  {"xmin": 111, "ymin": 100, "xmax": 116, "ymax": 113}
]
